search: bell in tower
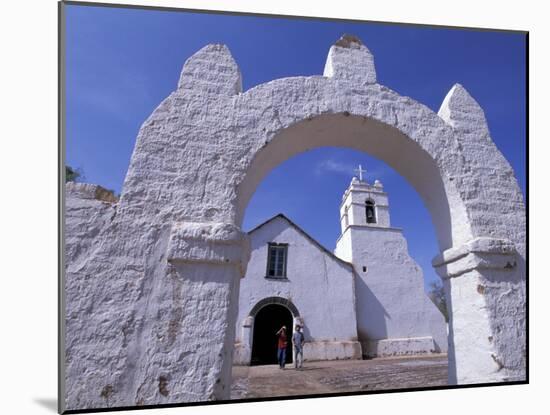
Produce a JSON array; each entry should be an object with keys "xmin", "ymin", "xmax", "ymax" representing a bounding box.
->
[{"xmin": 366, "ymin": 200, "xmax": 376, "ymax": 224}]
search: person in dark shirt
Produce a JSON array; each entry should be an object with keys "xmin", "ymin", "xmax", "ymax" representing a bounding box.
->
[{"xmin": 275, "ymin": 326, "xmax": 288, "ymax": 369}]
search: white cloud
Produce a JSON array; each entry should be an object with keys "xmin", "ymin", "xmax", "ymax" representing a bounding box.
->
[
  {"xmin": 315, "ymin": 159, "xmax": 355, "ymax": 176},
  {"xmin": 315, "ymin": 159, "xmax": 386, "ymax": 180}
]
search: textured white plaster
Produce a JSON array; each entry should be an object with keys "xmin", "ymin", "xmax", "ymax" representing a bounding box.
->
[
  {"xmin": 178, "ymin": 44, "xmax": 242, "ymax": 95},
  {"xmin": 366, "ymin": 337, "xmax": 437, "ymax": 357},
  {"xmin": 166, "ymin": 221, "xmax": 250, "ymax": 274},
  {"xmin": 65, "ymin": 183, "xmax": 117, "ymax": 272},
  {"xmin": 433, "ymin": 237, "xmax": 525, "ymax": 383},
  {"xmin": 433, "ymin": 237, "xmax": 518, "ymax": 279},
  {"xmin": 63, "ymin": 34, "xmax": 526, "ymax": 411},
  {"xmin": 303, "ymin": 341, "xmax": 362, "ymax": 361},
  {"xmin": 323, "ymin": 34, "xmax": 376, "ymax": 84}
]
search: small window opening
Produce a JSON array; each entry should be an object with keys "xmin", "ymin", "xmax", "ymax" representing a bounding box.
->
[
  {"xmin": 266, "ymin": 243, "xmax": 288, "ymax": 278},
  {"xmin": 366, "ymin": 200, "xmax": 376, "ymax": 224}
]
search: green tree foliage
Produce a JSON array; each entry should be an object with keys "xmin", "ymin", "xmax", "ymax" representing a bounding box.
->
[
  {"xmin": 428, "ymin": 280, "xmax": 448, "ymax": 322},
  {"xmin": 66, "ymin": 165, "xmax": 84, "ymax": 183}
]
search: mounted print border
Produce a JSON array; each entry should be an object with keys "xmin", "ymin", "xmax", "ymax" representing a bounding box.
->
[{"xmin": 59, "ymin": 1, "xmax": 528, "ymax": 413}]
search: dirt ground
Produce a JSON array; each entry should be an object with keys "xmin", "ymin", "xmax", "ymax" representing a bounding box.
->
[{"xmin": 231, "ymin": 354, "xmax": 448, "ymax": 400}]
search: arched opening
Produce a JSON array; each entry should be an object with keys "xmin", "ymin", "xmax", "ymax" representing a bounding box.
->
[
  {"xmin": 236, "ymin": 113, "xmax": 472, "ymax": 298},
  {"xmin": 365, "ymin": 199, "xmax": 376, "ymax": 224},
  {"xmin": 236, "ymin": 113, "xmax": 472, "ymax": 252},
  {"xmin": 235, "ymin": 112, "xmax": 464, "ymax": 379},
  {"xmin": 226, "ymin": 69, "xmax": 521, "ymax": 388},
  {"xmin": 251, "ymin": 304, "xmax": 294, "ymax": 366},
  {"xmin": 241, "ymin": 146, "xmax": 442, "ymax": 293},
  {"xmin": 238, "ymin": 144, "xmax": 448, "ymax": 360}
]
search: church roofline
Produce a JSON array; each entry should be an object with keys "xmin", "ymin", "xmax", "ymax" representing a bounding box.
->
[{"xmin": 247, "ymin": 213, "xmax": 354, "ymax": 270}]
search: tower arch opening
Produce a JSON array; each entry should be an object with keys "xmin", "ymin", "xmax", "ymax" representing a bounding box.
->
[{"xmin": 365, "ymin": 199, "xmax": 376, "ymax": 224}]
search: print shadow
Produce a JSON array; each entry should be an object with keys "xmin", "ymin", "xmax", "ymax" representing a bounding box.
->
[{"xmin": 34, "ymin": 398, "xmax": 57, "ymax": 412}]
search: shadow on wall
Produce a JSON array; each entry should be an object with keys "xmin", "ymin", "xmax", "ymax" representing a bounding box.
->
[
  {"xmin": 301, "ymin": 323, "xmax": 312, "ymax": 342},
  {"xmin": 354, "ymin": 275, "xmax": 389, "ymax": 341},
  {"xmin": 443, "ymin": 276, "xmax": 456, "ymax": 382}
]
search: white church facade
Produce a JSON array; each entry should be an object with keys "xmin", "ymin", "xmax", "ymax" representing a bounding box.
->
[{"xmin": 234, "ymin": 173, "xmax": 447, "ymax": 365}]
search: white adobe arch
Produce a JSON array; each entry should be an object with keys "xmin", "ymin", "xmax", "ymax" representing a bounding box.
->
[
  {"xmin": 63, "ymin": 35, "xmax": 526, "ymax": 410},
  {"xmin": 248, "ymin": 296, "xmax": 301, "ymax": 318},
  {"xmin": 236, "ymin": 112, "xmax": 467, "ymax": 250}
]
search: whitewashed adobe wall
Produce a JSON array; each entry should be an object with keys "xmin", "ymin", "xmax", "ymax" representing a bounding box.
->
[
  {"xmin": 335, "ymin": 177, "xmax": 448, "ymax": 357},
  {"xmin": 65, "ymin": 183, "xmax": 117, "ymax": 267},
  {"xmin": 234, "ymin": 215, "xmax": 360, "ymax": 364},
  {"xmin": 63, "ymin": 34, "xmax": 526, "ymax": 411},
  {"xmin": 336, "ymin": 224, "xmax": 448, "ymax": 357}
]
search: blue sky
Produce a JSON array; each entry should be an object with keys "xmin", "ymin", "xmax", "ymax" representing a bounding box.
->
[{"xmin": 65, "ymin": 4, "xmax": 526, "ymax": 290}]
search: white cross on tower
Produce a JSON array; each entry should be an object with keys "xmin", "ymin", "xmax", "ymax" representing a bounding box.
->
[{"xmin": 354, "ymin": 164, "xmax": 367, "ymax": 182}]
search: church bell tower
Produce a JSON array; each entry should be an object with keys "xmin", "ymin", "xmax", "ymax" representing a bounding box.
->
[
  {"xmin": 336, "ymin": 165, "xmax": 391, "ymax": 263},
  {"xmin": 334, "ymin": 165, "xmax": 447, "ymax": 358}
]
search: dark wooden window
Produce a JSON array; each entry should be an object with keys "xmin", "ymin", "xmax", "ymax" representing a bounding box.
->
[
  {"xmin": 366, "ymin": 200, "xmax": 376, "ymax": 224},
  {"xmin": 266, "ymin": 243, "xmax": 288, "ymax": 278}
]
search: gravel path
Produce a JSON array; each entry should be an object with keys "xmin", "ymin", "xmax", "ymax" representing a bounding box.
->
[{"xmin": 231, "ymin": 355, "xmax": 448, "ymax": 400}]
